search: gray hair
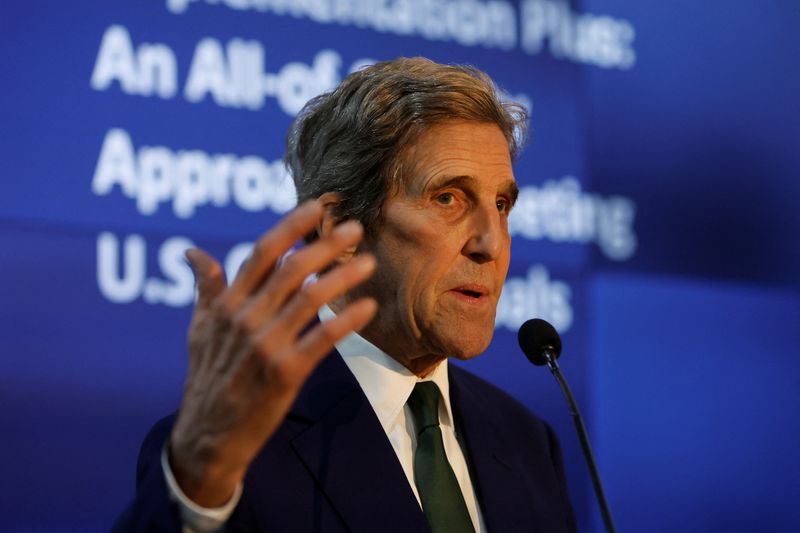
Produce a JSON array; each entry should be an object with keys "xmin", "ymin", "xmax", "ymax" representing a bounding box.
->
[{"xmin": 285, "ymin": 57, "xmax": 528, "ymax": 242}]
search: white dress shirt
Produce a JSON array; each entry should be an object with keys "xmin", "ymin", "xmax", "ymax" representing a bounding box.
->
[{"xmin": 164, "ymin": 304, "xmax": 486, "ymax": 532}]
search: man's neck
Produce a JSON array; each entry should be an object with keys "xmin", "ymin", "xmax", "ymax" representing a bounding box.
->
[{"xmin": 328, "ymin": 298, "xmax": 445, "ymax": 378}]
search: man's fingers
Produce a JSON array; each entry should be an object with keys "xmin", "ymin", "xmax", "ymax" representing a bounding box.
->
[
  {"xmin": 186, "ymin": 248, "xmax": 226, "ymax": 310},
  {"xmin": 292, "ymin": 297, "xmax": 378, "ymax": 363},
  {"xmin": 227, "ymin": 200, "xmax": 324, "ymax": 306},
  {"xmin": 269, "ymin": 254, "xmax": 376, "ymax": 338},
  {"xmin": 240, "ymin": 220, "xmax": 366, "ymax": 326}
]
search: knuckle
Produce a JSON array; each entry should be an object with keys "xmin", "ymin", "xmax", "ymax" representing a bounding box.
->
[
  {"xmin": 263, "ymin": 355, "xmax": 290, "ymax": 381},
  {"xmin": 280, "ymin": 253, "xmax": 303, "ymax": 272},
  {"xmin": 212, "ymin": 294, "xmax": 237, "ymax": 318},
  {"xmin": 249, "ymin": 239, "xmax": 278, "ymax": 271},
  {"xmin": 261, "ymin": 366, "xmax": 291, "ymax": 393},
  {"xmin": 256, "ymin": 334, "xmax": 276, "ymax": 357},
  {"xmin": 254, "ymin": 240, "xmax": 275, "ymax": 262},
  {"xmin": 206, "ymin": 260, "xmax": 225, "ymax": 282},
  {"xmin": 291, "ymin": 291, "xmax": 311, "ymax": 310},
  {"xmin": 295, "ymin": 284, "xmax": 320, "ymax": 308},
  {"xmin": 317, "ymin": 322, "xmax": 339, "ymax": 345},
  {"xmin": 259, "ymin": 354, "xmax": 302, "ymax": 391},
  {"xmin": 253, "ymin": 326, "xmax": 280, "ymax": 357},
  {"xmin": 284, "ymin": 210, "xmax": 309, "ymax": 233},
  {"xmin": 231, "ymin": 308, "xmax": 257, "ymax": 334}
]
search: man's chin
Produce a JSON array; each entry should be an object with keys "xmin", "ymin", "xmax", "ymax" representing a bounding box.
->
[{"xmin": 438, "ymin": 330, "xmax": 494, "ymax": 361}]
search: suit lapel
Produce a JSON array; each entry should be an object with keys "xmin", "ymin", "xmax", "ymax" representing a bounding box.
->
[
  {"xmin": 289, "ymin": 351, "xmax": 430, "ymax": 532},
  {"xmin": 450, "ymin": 367, "xmax": 544, "ymax": 531}
]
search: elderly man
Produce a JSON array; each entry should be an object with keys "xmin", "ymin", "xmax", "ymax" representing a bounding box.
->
[{"xmin": 115, "ymin": 57, "xmax": 576, "ymax": 532}]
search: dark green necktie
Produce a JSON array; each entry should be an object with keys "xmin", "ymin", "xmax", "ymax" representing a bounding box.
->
[{"xmin": 407, "ymin": 381, "xmax": 476, "ymax": 533}]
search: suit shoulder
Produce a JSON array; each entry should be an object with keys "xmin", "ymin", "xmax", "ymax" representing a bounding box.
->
[
  {"xmin": 449, "ymin": 363, "xmax": 549, "ymax": 429},
  {"xmin": 449, "ymin": 364, "xmax": 576, "ymax": 530}
]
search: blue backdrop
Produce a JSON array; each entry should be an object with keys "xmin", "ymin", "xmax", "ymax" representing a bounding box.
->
[{"xmin": 1, "ymin": 1, "xmax": 798, "ymax": 531}]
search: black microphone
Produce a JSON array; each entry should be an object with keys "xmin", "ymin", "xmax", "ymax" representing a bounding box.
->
[{"xmin": 518, "ymin": 319, "xmax": 616, "ymax": 533}]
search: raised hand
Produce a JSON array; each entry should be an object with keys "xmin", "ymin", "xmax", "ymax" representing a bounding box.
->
[{"xmin": 168, "ymin": 200, "xmax": 377, "ymax": 507}]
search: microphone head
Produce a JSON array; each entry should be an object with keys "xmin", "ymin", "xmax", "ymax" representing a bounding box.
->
[{"xmin": 518, "ymin": 318, "xmax": 562, "ymax": 366}]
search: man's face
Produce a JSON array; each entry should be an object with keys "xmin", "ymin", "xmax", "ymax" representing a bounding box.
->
[{"xmin": 356, "ymin": 119, "xmax": 517, "ymax": 375}]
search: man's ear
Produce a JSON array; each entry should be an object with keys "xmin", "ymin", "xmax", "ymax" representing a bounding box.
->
[{"xmin": 317, "ymin": 192, "xmax": 359, "ymax": 265}]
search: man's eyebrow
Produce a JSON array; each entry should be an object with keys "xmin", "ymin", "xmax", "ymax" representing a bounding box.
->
[
  {"xmin": 424, "ymin": 174, "xmax": 476, "ymax": 191},
  {"xmin": 505, "ymin": 180, "xmax": 520, "ymax": 207},
  {"xmin": 426, "ymin": 175, "xmax": 519, "ymax": 202}
]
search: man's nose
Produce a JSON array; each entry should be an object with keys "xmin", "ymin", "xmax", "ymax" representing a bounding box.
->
[{"xmin": 462, "ymin": 203, "xmax": 506, "ymax": 264}]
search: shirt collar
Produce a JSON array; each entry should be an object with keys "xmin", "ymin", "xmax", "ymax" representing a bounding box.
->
[{"xmin": 318, "ymin": 304, "xmax": 454, "ymax": 434}]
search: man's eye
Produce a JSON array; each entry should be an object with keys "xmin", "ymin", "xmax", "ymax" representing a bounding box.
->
[{"xmin": 435, "ymin": 193, "xmax": 455, "ymax": 205}]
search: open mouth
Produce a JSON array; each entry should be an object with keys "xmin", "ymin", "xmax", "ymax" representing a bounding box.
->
[
  {"xmin": 451, "ymin": 285, "xmax": 489, "ymax": 303},
  {"xmin": 457, "ymin": 289, "xmax": 483, "ymax": 299}
]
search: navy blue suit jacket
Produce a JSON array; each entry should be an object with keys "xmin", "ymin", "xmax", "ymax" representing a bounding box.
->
[{"xmin": 114, "ymin": 350, "xmax": 576, "ymax": 532}]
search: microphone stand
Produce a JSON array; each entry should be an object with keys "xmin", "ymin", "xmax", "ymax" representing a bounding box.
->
[{"xmin": 542, "ymin": 349, "xmax": 617, "ymax": 533}]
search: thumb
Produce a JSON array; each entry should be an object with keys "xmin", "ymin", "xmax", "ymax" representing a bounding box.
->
[{"xmin": 185, "ymin": 248, "xmax": 226, "ymax": 309}]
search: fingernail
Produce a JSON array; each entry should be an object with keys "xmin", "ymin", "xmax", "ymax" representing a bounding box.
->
[
  {"xmin": 334, "ymin": 220, "xmax": 363, "ymax": 238},
  {"xmin": 354, "ymin": 254, "xmax": 376, "ymax": 272},
  {"xmin": 298, "ymin": 199, "xmax": 323, "ymax": 215},
  {"xmin": 358, "ymin": 297, "xmax": 379, "ymax": 316}
]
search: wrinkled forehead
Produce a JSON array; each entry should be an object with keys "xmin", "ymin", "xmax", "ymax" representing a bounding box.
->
[{"xmin": 390, "ymin": 119, "xmax": 515, "ymax": 192}]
